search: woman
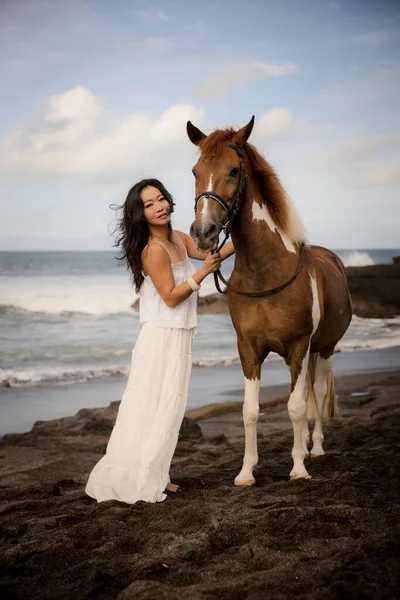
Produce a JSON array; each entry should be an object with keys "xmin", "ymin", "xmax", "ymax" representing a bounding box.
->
[{"xmin": 85, "ymin": 178, "xmax": 234, "ymax": 504}]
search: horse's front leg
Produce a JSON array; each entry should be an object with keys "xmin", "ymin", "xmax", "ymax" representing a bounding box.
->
[
  {"xmin": 287, "ymin": 341, "xmax": 312, "ymax": 480},
  {"xmin": 234, "ymin": 339, "xmax": 264, "ymax": 486}
]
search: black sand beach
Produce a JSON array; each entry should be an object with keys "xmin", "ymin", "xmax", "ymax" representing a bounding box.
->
[{"xmin": 1, "ymin": 367, "xmax": 399, "ymax": 599}]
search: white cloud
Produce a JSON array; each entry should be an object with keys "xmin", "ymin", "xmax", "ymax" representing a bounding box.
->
[
  {"xmin": 142, "ymin": 36, "xmax": 171, "ymax": 52},
  {"xmin": 315, "ymin": 134, "xmax": 400, "ymax": 165},
  {"xmin": 253, "ymin": 62, "xmax": 298, "ymax": 77},
  {"xmin": 353, "ymin": 27, "xmax": 400, "ymax": 46},
  {"xmin": 359, "ymin": 158, "xmax": 400, "ymax": 187},
  {"xmin": 135, "ymin": 7, "xmax": 169, "ymax": 22},
  {"xmin": 251, "ymin": 108, "xmax": 307, "ymax": 144},
  {"xmin": 193, "ymin": 60, "xmax": 299, "ymax": 100},
  {"xmin": 312, "ymin": 134, "xmax": 400, "ymax": 189},
  {"xmin": 0, "ymin": 86, "xmax": 204, "ymax": 178}
]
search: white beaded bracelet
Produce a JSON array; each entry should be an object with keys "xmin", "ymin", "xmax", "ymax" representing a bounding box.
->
[{"xmin": 187, "ymin": 276, "xmax": 201, "ymax": 292}]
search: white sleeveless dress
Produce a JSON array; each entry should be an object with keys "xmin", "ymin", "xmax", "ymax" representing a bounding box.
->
[{"xmin": 85, "ymin": 236, "xmax": 198, "ymax": 504}]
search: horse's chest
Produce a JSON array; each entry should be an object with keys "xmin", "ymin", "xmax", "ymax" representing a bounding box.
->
[{"xmin": 228, "ymin": 295, "xmax": 312, "ymax": 345}]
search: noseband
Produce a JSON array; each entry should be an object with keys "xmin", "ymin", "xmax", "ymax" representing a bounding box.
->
[{"xmin": 193, "ymin": 143, "xmax": 305, "ymax": 297}]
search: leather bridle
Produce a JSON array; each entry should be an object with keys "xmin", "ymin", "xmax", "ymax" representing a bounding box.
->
[
  {"xmin": 194, "ymin": 144, "xmax": 247, "ymax": 251},
  {"xmin": 193, "ymin": 144, "xmax": 306, "ymax": 297}
]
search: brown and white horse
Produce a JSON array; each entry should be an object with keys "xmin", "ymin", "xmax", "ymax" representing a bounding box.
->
[{"xmin": 187, "ymin": 116, "xmax": 352, "ymax": 482}]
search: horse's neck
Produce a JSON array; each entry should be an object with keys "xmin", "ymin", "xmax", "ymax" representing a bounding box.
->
[{"xmin": 232, "ymin": 188, "xmax": 299, "ymax": 281}]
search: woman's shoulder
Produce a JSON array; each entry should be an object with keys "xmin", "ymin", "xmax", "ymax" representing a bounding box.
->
[
  {"xmin": 173, "ymin": 230, "xmax": 189, "ymax": 246},
  {"xmin": 142, "ymin": 241, "xmax": 171, "ymax": 263}
]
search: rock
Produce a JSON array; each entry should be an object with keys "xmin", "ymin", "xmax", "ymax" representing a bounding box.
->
[
  {"xmin": 346, "ymin": 258, "xmax": 400, "ymax": 318},
  {"xmin": 178, "ymin": 417, "xmax": 203, "ymax": 441},
  {"xmin": 198, "ymin": 294, "xmax": 229, "ymax": 314},
  {"xmin": 80, "ymin": 418, "xmax": 113, "ymax": 436},
  {"xmin": 131, "ymin": 298, "xmax": 140, "ymax": 311},
  {"xmin": 350, "ymin": 298, "xmax": 398, "ymax": 319}
]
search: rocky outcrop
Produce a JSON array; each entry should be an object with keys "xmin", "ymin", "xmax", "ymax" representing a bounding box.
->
[
  {"xmin": 346, "ymin": 257, "xmax": 400, "ymax": 318},
  {"xmin": 1, "ymin": 406, "xmax": 201, "ymax": 446},
  {"xmin": 198, "ymin": 294, "xmax": 229, "ymax": 314}
]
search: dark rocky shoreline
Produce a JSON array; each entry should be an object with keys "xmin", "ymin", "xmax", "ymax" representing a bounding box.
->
[
  {"xmin": 346, "ymin": 256, "xmax": 400, "ymax": 317},
  {"xmin": 1, "ymin": 371, "xmax": 399, "ymax": 599}
]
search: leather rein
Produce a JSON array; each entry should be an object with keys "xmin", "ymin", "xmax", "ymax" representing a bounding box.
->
[{"xmin": 193, "ymin": 143, "xmax": 306, "ymax": 297}]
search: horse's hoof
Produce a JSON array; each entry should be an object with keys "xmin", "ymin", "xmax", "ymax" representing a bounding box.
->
[
  {"xmin": 290, "ymin": 473, "xmax": 312, "ymax": 480},
  {"xmin": 234, "ymin": 479, "xmax": 255, "ymax": 487},
  {"xmin": 310, "ymin": 450, "xmax": 325, "ymax": 458}
]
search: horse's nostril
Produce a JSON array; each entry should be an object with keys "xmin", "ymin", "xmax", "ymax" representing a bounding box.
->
[
  {"xmin": 190, "ymin": 222, "xmax": 218, "ymax": 241},
  {"xmin": 204, "ymin": 223, "xmax": 218, "ymax": 239}
]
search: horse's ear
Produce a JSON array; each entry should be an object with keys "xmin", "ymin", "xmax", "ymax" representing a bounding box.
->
[
  {"xmin": 234, "ymin": 116, "xmax": 255, "ymax": 145},
  {"xmin": 187, "ymin": 121, "xmax": 206, "ymax": 145}
]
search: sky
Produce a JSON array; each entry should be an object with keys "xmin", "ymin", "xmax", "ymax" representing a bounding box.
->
[{"xmin": 0, "ymin": 0, "xmax": 399, "ymax": 250}]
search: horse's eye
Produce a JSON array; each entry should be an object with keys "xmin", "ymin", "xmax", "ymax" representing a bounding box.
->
[{"xmin": 229, "ymin": 167, "xmax": 240, "ymax": 177}]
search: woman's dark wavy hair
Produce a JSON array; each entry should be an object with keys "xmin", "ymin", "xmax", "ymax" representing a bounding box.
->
[{"xmin": 113, "ymin": 178, "xmax": 175, "ymax": 293}]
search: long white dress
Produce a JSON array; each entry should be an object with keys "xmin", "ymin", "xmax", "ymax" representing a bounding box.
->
[{"xmin": 85, "ymin": 239, "xmax": 198, "ymax": 504}]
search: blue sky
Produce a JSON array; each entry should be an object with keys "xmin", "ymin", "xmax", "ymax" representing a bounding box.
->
[{"xmin": 0, "ymin": 0, "xmax": 399, "ymax": 250}]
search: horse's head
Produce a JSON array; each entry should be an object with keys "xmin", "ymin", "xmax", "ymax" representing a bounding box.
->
[{"xmin": 187, "ymin": 116, "xmax": 255, "ymax": 252}]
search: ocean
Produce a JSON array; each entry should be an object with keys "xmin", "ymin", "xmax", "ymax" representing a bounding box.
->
[{"xmin": 1, "ymin": 249, "xmax": 400, "ymax": 390}]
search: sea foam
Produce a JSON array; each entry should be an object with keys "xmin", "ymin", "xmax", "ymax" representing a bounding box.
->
[{"xmin": 342, "ymin": 251, "xmax": 375, "ymax": 267}]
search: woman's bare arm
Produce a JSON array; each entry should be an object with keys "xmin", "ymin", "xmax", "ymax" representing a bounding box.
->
[
  {"xmin": 177, "ymin": 231, "xmax": 235, "ymax": 262},
  {"xmin": 142, "ymin": 243, "xmax": 221, "ymax": 308}
]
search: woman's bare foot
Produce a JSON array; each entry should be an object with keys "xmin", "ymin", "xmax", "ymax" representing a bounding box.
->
[{"xmin": 165, "ymin": 482, "xmax": 182, "ymax": 493}]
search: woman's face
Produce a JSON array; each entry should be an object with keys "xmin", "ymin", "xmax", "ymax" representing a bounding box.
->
[{"xmin": 140, "ymin": 186, "xmax": 171, "ymax": 227}]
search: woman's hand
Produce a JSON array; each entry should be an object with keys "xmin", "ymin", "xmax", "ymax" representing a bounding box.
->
[{"xmin": 202, "ymin": 252, "xmax": 222, "ymax": 275}]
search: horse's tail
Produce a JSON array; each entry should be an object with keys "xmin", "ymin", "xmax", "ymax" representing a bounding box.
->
[
  {"xmin": 323, "ymin": 371, "xmax": 339, "ymax": 418},
  {"xmin": 306, "ymin": 353, "xmax": 339, "ymax": 419}
]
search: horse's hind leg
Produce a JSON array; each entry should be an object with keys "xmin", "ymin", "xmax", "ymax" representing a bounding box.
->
[
  {"xmin": 311, "ymin": 352, "xmax": 335, "ymax": 457},
  {"xmin": 287, "ymin": 341, "xmax": 311, "ymax": 480}
]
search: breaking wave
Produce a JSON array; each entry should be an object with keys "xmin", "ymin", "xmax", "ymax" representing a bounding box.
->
[{"xmin": 342, "ymin": 251, "xmax": 375, "ymax": 267}]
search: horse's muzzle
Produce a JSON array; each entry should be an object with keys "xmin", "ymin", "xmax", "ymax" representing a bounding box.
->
[{"xmin": 190, "ymin": 221, "xmax": 220, "ymax": 252}]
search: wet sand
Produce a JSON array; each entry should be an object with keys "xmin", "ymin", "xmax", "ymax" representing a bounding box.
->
[{"xmin": 1, "ymin": 369, "xmax": 399, "ymax": 599}]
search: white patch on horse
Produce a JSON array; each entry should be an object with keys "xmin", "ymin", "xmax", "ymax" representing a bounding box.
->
[
  {"xmin": 284, "ymin": 193, "xmax": 306, "ymax": 245},
  {"xmin": 311, "ymin": 355, "xmax": 334, "ymax": 457},
  {"xmin": 200, "ymin": 198, "xmax": 209, "ymax": 227},
  {"xmin": 234, "ymin": 377, "xmax": 260, "ymax": 485},
  {"xmin": 288, "ymin": 346, "xmax": 311, "ymax": 479},
  {"xmin": 310, "ymin": 271, "xmax": 321, "ymax": 335},
  {"xmin": 287, "ymin": 273, "xmax": 321, "ymax": 479},
  {"xmin": 201, "ymin": 174, "xmax": 214, "ymax": 227},
  {"xmin": 252, "ymin": 200, "xmax": 296, "ymax": 253}
]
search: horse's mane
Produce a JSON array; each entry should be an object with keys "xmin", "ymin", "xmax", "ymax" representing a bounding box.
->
[{"xmin": 199, "ymin": 129, "xmax": 305, "ymax": 245}]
